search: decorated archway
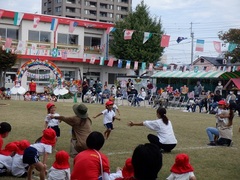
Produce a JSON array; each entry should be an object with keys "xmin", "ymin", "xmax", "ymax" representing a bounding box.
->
[{"xmin": 16, "ymin": 59, "xmax": 63, "ymax": 85}]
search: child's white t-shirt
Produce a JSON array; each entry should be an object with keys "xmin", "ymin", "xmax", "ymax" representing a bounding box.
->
[
  {"xmin": 101, "ymin": 109, "xmax": 115, "ymax": 124},
  {"xmin": 11, "ymin": 154, "xmax": 28, "ymax": 177},
  {"xmin": 31, "ymin": 143, "xmax": 52, "ymax": 155},
  {"xmin": 166, "ymin": 171, "xmax": 195, "ymax": 180},
  {"xmin": 48, "ymin": 166, "xmax": 70, "ymax": 180},
  {"xmin": 45, "ymin": 113, "xmax": 60, "ymax": 127}
]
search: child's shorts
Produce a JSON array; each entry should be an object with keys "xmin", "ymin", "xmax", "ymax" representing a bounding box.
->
[
  {"xmin": 48, "ymin": 126, "xmax": 60, "ymax": 137},
  {"xmin": 23, "ymin": 147, "xmax": 40, "ymax": 165},
  {"xmin": 104, "ymin": 123, "xmax": 113, "ymax": 130}
]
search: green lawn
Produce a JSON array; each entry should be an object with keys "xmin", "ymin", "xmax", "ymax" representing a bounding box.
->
[{"xmin": 0, "ymin": 99, "xmax": 240, "ymax": 180}]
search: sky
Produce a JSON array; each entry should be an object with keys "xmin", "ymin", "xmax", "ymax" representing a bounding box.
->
[{"xmin": 1, "ymin": 0, "xmax": 240, "ymax": 64}]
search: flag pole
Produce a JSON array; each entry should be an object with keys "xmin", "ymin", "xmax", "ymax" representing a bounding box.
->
[{"xmin": 190, "ymin": 22, "xmax": 194, "ymax": 66}]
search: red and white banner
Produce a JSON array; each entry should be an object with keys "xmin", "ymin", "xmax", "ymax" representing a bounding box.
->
[
  {"xmin": 160, "ymin": 35, "xmax": 170, "ymax": 47},
  {"xmin": 90, "ymin": 56, "xmax": 96, "ymax": 64},
  {"xmin": 107, "ymin": 58, "xmax": 114, "ymax": 67},
  {"xmin": 4, "ymin": 38, "xmax": 12, "ymax": 49},
  {"xmin": 124, "ymin": 30, "xmax": 134, "ymax": 40},
  {"xmin": 213, "ymin": 41, "xmax": 221, "ymax": 53},
  {"xmin": 33, "ymin": 16, "xmax": 40, "ymax": 28}
]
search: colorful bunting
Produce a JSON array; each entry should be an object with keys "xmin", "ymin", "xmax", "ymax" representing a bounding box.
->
[
  {"xmin": 195, "ymin": 39, "xmax": 204, "ymax": 52},
  {"xmin": 61, "ymin": 50, "xmax": 67, "ymax": 59},
  {"xmin": 118, "ymin": 59, "xmax": 122, "ymax": 68},
  {"xmin": 90, "ymin": 56, "xmax": 96, "ymax": 64},
  {"xmin": 124, "ymin": 30, "xmax": 134, "ymax": 40},
  {"xmin": 106, "ymin": 27, "xmax": 116, "ymax": 34},
  {"xmin": 16, "ymin": 40, "xmax": 26, "ymax": 53},
  {"xmin": 4, "ymin": 38, "xmax": 12, "ymax": 49},
  {"xmin": 213, "ymin": 41, "xmax": 221, "ymax": 53},
  {"xmin": 51, "ymin": 48, "xmax": 58, "ymax": 57},
  {"xmin": 107, "ymin": 58, "xmax": 114, "ymax": 67},
  {"xmin": 141, "ymin": 62, "xmax": 146, "ymax": 70},
  {"xmin": 126, "ymin": 60, "xmax": 131, "ymax": 69},
  {"xmin": 13, "ymin": 12, "xmax": 24, "ymax": 25},
  {"xmin": 100, "ymin": 57, "xmax": 105, "ymax": 65},
  {"xmin": 143, "ymin": 32, "xmax": 152, "ymax": 44},
  {"xmin": 83, "ymin": 54, "xmax": 87, "ymax": 62},
  {"xmin": 148, "ymin": 63, "xmax": 153, "ymax": 71},
  {"xmin": 69, "ymin": 21, "xmax": 78, "ymax": 33},
  {"xmin": 160, "ymin": 35, "xmax": 170, "ymax": 47},
  {"xmin": 176, "ymin": 37, "xmax": 187, "ymax": 43},
  {"xmin": 50, "ymin": 18, "xmax": 58, "ymax": 31},
  {"xmin": 228, "ymin": 43, "xmax": 237, "ymax": 52},
  {"xmin": 33, "ymin": 16, "xmax": 40, "ymax": 28},
  {"xmin": 134, "ymin": 61, "xmax": 138, "ymax": 70}
]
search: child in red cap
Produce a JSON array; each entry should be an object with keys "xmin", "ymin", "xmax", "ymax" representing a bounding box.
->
[
  {"xmin": 23, "ymin": 128, "xmax": 56, "ymax": 180},
  {"xmin": 47, "ymin": 150, "xmax": 70, "ymax": 180},
  {"xmin": 93, "ymin": 100, "xmax": 120, "ymax": 139},
  {"xmin": 44, "ymin": 102, "xmax": 60, "ymax": 151},
  {"xmin": 167, "ymin": 153, "xmax": 196, "ymax": 180},
  {"xmin": 11, "ymin": 140, "xmax": 30, "ymax": 177}
]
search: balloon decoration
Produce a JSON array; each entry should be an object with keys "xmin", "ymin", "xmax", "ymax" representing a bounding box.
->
[{"xmin": 16, "ymin": 59, "xmax": 63, "ymax": 85}]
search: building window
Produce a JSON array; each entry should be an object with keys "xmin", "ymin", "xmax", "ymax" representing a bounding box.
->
[
  {"xmin": 0, "ymin": 28, "xmax": 19, "ymax": 40},
  {"xmin": 89, "ymin": 10, "xmax": 96, "ymax": 16},
  {"xmin": 44, "ymin": 2, "xmax": 47, "ymax": 6},
  {"xmin": 109, "ymin": 5, "xmax": 113, "ymax": 9},
  {"xmin": 66, "ymin": 7, "xmax": 75, "ymax": 13},
  {"xmin": 200, "ymin": 59, "xmax": 204, "ymax": 63},
  {"xmin": 100, "ymin": 3, "xmax": 108, "ymax": 9},
  {"xmin": 58, "ymin": 33, "xmax": 78, "ymax": 45},
  {"xmin": 89, "ymin": 1, "xmax": 97, "ymax": 7},
  {"xmin": 109, "ymin": 13, "xmax": 113, "ymax": 18},
  {"xmin": 28, "ymin": 30, "xmax": 51, "ymax": 42},
  {"xmin": 44, "ymin": 11, "xmax": 47, "ymax": 14},
  {"xmin": 100, "ymin": 12, "xmax": 107, "ymax": 17},
  {"xmin": 55, "ymin": 0, "xmax": 62, "ymax": 3},
  {"xmin": 55, "ymin": 6, "xmax": 62, "ymax": 12},
  {"xmin": 84, "ymin": 36, "xmax": 101, "ymax": 47},
  {"xmin": 108, "ymin": 73, "xmax": 126, "ymax": 84},
  {"xmin": 62, "ymin": 70, "xmax": 76, "ymax": 81},
  {"xmin": 66, "ymin": 0, "xmax": 76, "ymax": 4},
  {"xmin": 85, "ymin": 10, "xmax": 89, "ymax": 14}
]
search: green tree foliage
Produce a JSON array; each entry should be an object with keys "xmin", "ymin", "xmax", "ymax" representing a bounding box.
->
[
  {"xmin": 0, "ymin": 48, "xmax": 18, "ymax": 87},
  {"xmin": 109, "ymin": 1, "xmax": 164, "ymax": 64},
  {"xmin": 218, "ymin": 28, "xmax": 240, "ymax": 63}
]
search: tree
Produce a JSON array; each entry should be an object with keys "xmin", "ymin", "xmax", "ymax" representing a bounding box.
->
[
  {"xmin": 0, "ymin": 48, "xmax": 18, "ymax": 87},
  {"xmin": 218, "ymin": 28, "xmax": 240, "ymax": 63},
  {"xmin": 109, "ymin": 1, "xmax": 164, "ymax": 65}
]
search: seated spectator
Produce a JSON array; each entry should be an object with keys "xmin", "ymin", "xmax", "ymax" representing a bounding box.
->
[
  {"xmin": 71, "ymin": 131, "xmax": 110, "ymax": 179},
  {"xmin": 50, "ymin": 94, "xmax": 57, "ymax": 102},
  {"xmin": 101, "ymin": 85, "xmax": 111, "ymax": 104},
  {"xmin": 134, "ymin": 87, "xmax": 146, "ymax": 106},
  {"xmin": 109, "ymin": 157, "xmax": 134, "ymax": 180},
  {"xmin": 166, "ymin": 153, "xmax": 196, "ymax": 180},
  {"xmin": 116, "ymin": 86, "xmax": 123, "ymax": 98},
  {"xmin": 115, "ymin": 143, "xmax": 162, "ymax": 180},
  {"xmin": 153, "ymin": 90, "xmax": 168, "ymax": 109},
  {"xmin": 31, "ymin": 92, "xmax": 39, "ymax": 101},
  {"xmin": 128, "ymin": 85, "xmax": 138, "ymax": 106},
  {"xmin": 39, "ymin": 93, "xmax": 46, "ymax": 101},
  {"xmin": 208, "ymin": 90, "xmax": 222, "ymax": 113},
  {"xmin": 24, "ymin": 92, "xmax": 31, "ymax": 101}
]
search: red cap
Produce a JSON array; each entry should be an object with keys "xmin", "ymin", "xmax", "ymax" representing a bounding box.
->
[
  {"xmin": 218, "ymin": 100, "xmax": 226, "ymax": 105},
  {"xmin": 53, "ymin": 150, "xmax": 70, "ymax": 169},
  {"xmin": 0, "ymin": 142, "xmax": 18, "ymax": 156},
  {"xmin": 41, "ymin": 128, "xmax": 56, "ymax": 146},
  {"xmin": 17, "ymin": 140, "xmax": 30, "ymax": 155},
  {"xmin": 170, "ymin": 153, "xmax": 194, "ymax": 174},
  {"xmin": 105, "ymin": 101, "xmax": 114, "ymax": 106},
  {"xmin": 46, "ymin": 102, "xmax": 55, "ymax": 110},
  {"xmin": 122, "ymin": 158, "xmax": 134, "ymax": 178}
]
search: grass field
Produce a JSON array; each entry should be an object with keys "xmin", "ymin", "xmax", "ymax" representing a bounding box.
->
[{"xmin": 0, "ymin": 99, "xmax": 240, "ymax": 180}]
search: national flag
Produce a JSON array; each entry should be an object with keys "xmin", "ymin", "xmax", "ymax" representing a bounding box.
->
[
  {"xmin": 100, "ymin": 57, "xmax": 105, "ymax": 65},
  {"xmin": 118, "ymin": 59, "xmax": 122, "ymax": 68},
  {"xmin": 4, "ymin": 38, "xmax": 12, "ymax": 49},
  {"xmin": 106, "ymin": 27, "xmax": 116, "ymax": 34},
  {"xmin": 143, "ymin": 32, "xmax": 152, "ymax": 44},
  {"xmin": 141, "ymin": 62, "xmax": 146, "ymax": 70},
  {"xmin": 13, "ymin": 12, "xmax": 24, "ymax": 25},
  {"xmin": 51, "ymin": 48, "xmax": 58, "ymax": 57},
  {"xmin": 33, "ymin": 16, "xmax": 40, "ymax": 28},
  {"xmin": 83, "ymin": 54, "xmax": 87, "ymax": 62},
  {"xmin": 227, "ymin": 66, "xmax": 232, "ymax": 72},
  {"xmin": 0, "ymin": 10, "xmax": 4, "ymax": 19},
  {"xmin": 232, "ymin": 66, "xmax": 236, "ymax": 72},
  {"xmin": 16, "ymin": 40, "xmax": 26, "ymax": 52},
  {"xmin": 205, "ymin": 66, "xmax": 211, "ymax": 72},
  {"xmin": 160, "ymin": 35, "xmax": 170, "ymax": 47},
  {"xmin": 194, "ymin": 66, "xmax": 199, "ymax": 73},
  {"xmin": 148, "ymin": 63, "xmax": 153, "ymax": 71},
  {"xmin": 61, "ymin": 50, "xmax": 67, "ymax": 59},
  {"xmin": 223, "ymin": 66, "xmax": 226, "ymax": 72},
  {"xmin": 31, "ymin": 43, "xmax": 37, "ymax": 55},
  {"xmin": 90, "ymin": 56, "xmax": 96, "ymax": 64},
  {"xmin": 170, "ymin": 65, "xmax": 174, "ymax": 71},
  {"xmin": 195, "ymin": 39, "xmax": 204, "ymax": 52},
  {"xmin": 176, "ymin": 37, "xmax": 187, "ymax": 43},
  {"xmin": 124, "ymin": 30, "xmax": 134, "ymax": 40},
  {"xmin": 134, "ymin": 61, "xmax": 138, "ymax": 70},
  {"xmin": 237, "ymin": 66, "xmax": 240, "ymax": 71},
  {"xmin": 107, "ymin": 58, "xmax": 114, "ymax": 67},
  {"xmin": 69, "ymin": 21, "xmax": 78, "ymax": 33},
  {"xmin": 228, "ymin": 43, "xmax": 237, "ymax": 52},
  {"xmin": 126, "ymin": 60, "xmax": 131, "ymax": 69},
  {"xmin": 50, "ymin": 18, "xmax": 58, "ymax": 31},
  {"xmin": 213, "ymin": 41, "xmax": 221, "ymax": 53}
]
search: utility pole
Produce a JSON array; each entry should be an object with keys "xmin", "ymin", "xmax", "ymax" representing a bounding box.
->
[{"xmin": 190, "ymin": 22, "xmax": 194, "ymax": 66}]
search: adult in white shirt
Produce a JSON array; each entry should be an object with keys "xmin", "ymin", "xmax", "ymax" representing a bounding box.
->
[
  {"xmin": 128, "ymin": 107, "xmax": 177, "ymax": 152},
  {"xmin": 134, "ymin": 87, "xmax": 147, "ymax": 106}
]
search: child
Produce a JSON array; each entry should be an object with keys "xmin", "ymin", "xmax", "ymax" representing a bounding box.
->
[
  {"xmin": 109, "ymin": 96, "xmax": 120, "ymax": 116},
  {"xmin": 48, "ymin": 150, "xmax": 70, "ymax": 180},
  {"xmin": 23, "ymin": 128, "xmax": 56, "ymax": 180},
  {"xmin": 167, "ymin": 153, "xmax": 196, "ymax": 180},
  {"xmin": 0, "ymin": 122, "xmax": 12, "ymax": 151},
  {"xmin": 45, "ymin": 103, "xmax": 60, "ymax": 151},
  {"xmin": 93, "ymin": 101, "xmax": 120, "ymax": 139},
  {"xmin": 11, "ymin": 140, "xmax": 31, "ymax": 177},
  {"xmin": 109, "ymin": 157, "xmax": 134, "ymax": 180}
]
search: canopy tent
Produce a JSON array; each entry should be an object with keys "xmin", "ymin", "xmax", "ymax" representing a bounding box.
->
[
  {"xmin": 223, "ymin": 78, "xmax": 240, "ymax": 90},
  {"xmin": 151, "ymin": 70, "xmax": 240, "ymax": 80}
]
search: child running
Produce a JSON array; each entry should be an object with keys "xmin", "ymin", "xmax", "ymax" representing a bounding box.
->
[
  {"xmin": 44, "ymin": 103, "xmax": 60, "ymax": 151},
  {"xmin": 48, "ymin": 150, "xmax": 70, "ymax": 180},
  {"xmin": 93, "ymin": 101, "xmax": 120, "ymax": 139},
  {"xmin": 23, "ymin": 128, "xmax": 56, "ymax": 180},
  {"xmin": 109, "ymin": 96, "xmax": 120, "ymax": 116}
]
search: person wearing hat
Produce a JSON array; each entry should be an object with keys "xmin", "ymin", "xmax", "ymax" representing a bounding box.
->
[
  {"xmin": 44, "ymin": 102, "xmax": 60, "ymax": 151},
  {"xmin": 11, "ymin": 140, "xmax": 31, "ymax": 177},
  {"xmin": 109, "ymin": 157, "xmax": 134, "ymax": 180},
  {"xmin": 48, "ymin": 150, "xmax": 70, "ymax": 180},
  {"xmin": 206, "ymin": 100, "xmax": 234, "ymax": 146},
  {"xmin": 167, "ymin": 153, "xmax": 196, "ymax": 180},
  {"xmin": 71, "ymin": 131, "xmax": 110, "ymax": 180},
  {"xmin": 23, "ymin": 128, "xmax": 56, "ymax": 180},
  {"xmin": 53, "ymin": 103, "xmax": 92, "ymax": 157},
  {"xmin": 93, "ymin": 100, "xmax": 120, "ymax": 139}
]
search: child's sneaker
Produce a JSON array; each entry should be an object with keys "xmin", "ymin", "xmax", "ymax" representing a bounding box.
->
[{"xmin": 207, "ymin": 142, "xmax": 216, "ymax": 146}]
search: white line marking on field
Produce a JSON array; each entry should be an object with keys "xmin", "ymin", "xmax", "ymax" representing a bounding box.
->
[{"xmin": 106, "ymin": 146, "xmax": 238, "ymax": 156}]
